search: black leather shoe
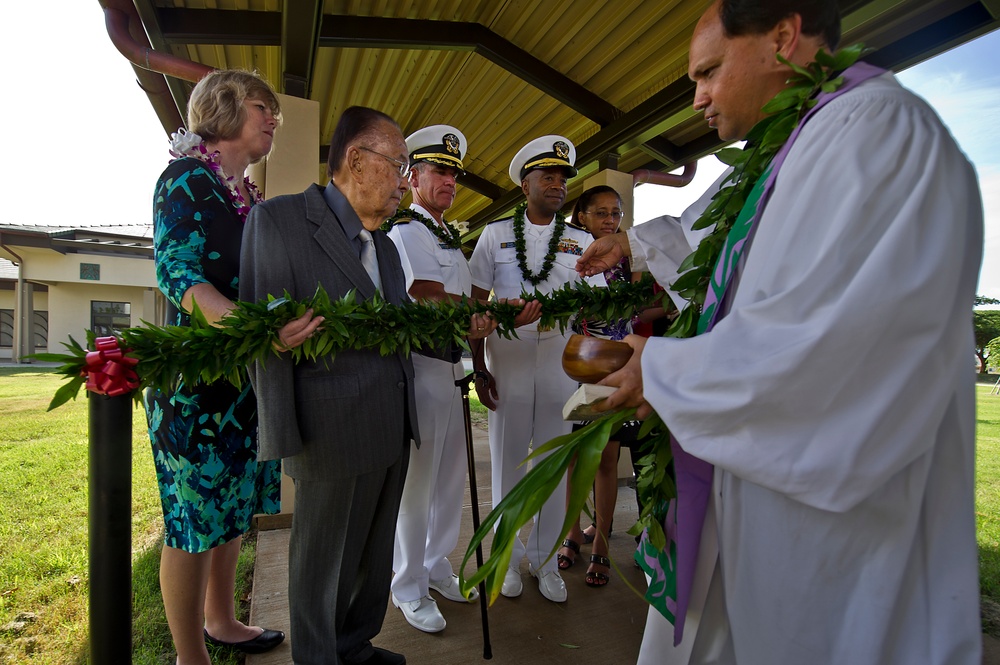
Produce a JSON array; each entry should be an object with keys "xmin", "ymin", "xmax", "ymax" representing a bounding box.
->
[
  {"xmin": 348, "ymin": 646, "xmax": 406, "ymax": 665},
  {"xmin": 203, "ymin": 627, "xmax": 285, "ymax": 654}
]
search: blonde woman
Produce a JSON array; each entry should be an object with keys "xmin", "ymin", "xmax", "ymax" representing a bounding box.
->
[{"xmin": 146, "ymin": 69, "xmax": 318, "ymax": 664}]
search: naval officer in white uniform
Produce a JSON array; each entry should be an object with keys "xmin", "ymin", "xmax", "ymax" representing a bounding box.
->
[
  {"xmin": 469, "ymin": 136, "xmax": 602, "ymax": 603},
  {"xmin": 387, "ymin": 125, "xmax": 496, "ymax": 633}
]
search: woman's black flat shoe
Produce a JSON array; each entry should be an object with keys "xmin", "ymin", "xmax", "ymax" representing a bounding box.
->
[{"xmin": 204, "ymin": 628, "xmax": 285, "ymax": 654}]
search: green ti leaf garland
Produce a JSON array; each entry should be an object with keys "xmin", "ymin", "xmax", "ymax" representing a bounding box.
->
[
  {"xmin": 459, "ymin": 44, "xmax": 866, "ymax": 602},
  {"xmin": 36, "ymin": 276, "xmax": 663, "ymax": 411},
  {"xmin": 512, "ymin": 202, "xmax": 567, "ymax": 285},
  {"xmin": 382, "ymin": 207, "xmax": 463, "ymax": 249}
]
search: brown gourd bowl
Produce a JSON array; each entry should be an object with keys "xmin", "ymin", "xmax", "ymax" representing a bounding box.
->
[{"xmin": 561, "ymin": 334, "xmax": 634, "ymax": 384}]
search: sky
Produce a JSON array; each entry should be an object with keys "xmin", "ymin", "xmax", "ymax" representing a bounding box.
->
[{"xmin": 2, "ymin": 4, "xmax": 999, "ymax": 294}]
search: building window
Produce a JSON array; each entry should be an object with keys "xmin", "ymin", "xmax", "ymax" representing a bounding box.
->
[
  {"xmin": 0, "ymin": 309, "xmax": 11, "ymax": 348},
  {"xmin": 33, "ymin": 311, "xmax": 48, "ymax": 349},
  {"xmin": 80, "ymin": 263, "xmax": 100, "ymax": 281},
  {"xmin": 0, "ymin": 309, "xmax": 47, "ymax": 349},
  {"xmin": 91, "ymin": 301, "xmax": 130, "ymax": 337}
]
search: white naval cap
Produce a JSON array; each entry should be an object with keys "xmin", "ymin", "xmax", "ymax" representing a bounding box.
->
[
  {"xmin": 405, "ymin": 124, "xmax": 467, "ymax": 173},
  {"xmin": 508, "ymin": 135, "xmax": 578, "ymax": 185}
]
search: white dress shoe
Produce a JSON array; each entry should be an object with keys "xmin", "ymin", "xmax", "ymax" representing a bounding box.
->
[
  {"xmin": 429, "ymin": 574, "xmax": 479, "ymax": 603},
  {"xmin": 500, "ymin": 566, "xmax": 523, "ymax": 598},
  {"xmin": 529, "ymin": 564, "xmax": 567, "ymax": 603},
  {"xmin": 391, "ymin": 594, "xmax": 446, "ymax": 633}
]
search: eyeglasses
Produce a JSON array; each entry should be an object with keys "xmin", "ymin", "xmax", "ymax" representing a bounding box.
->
[
  {"xmin": 358, "ymin": 146, "xmax": 411, "ymax": 179},
  {"xmin": 584, "ymin": 210, "xmax": 624, "ymax": 222}
]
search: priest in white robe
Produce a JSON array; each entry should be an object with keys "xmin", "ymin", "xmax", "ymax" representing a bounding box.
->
[{"xmin": 578, "ymin": 1, "xmax": 984, "ymax": 663}]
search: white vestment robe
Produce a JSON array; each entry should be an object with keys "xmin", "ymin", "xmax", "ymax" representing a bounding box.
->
[{"xmin": 631, "ymin": 72, "xmax": 983, "ymax": 664}]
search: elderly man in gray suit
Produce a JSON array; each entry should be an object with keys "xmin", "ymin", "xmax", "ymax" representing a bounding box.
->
[{"xmin": 240, "ymin": 106, "xmax": 417, "ymax": 665}]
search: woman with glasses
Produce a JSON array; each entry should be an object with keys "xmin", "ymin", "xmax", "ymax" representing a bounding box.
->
[{"xmin": 557, "ymin": 185, "xmax": 636, "ymax": 587}]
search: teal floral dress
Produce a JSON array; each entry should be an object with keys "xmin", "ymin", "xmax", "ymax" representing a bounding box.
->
[{"xmin": 145, "ymin": 156, "xmax": 280, "ymax": 553}]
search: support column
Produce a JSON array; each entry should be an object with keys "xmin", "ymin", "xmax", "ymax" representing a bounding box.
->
[
  {"xmin": 248, "ymin": 93, "xmax": 320, "ymax": 200},
  {"xmin": 246, "ymin": 92, "xmax": 320, "ymax": 523},
  {"xmin": 11, "ymin": 275, "xmax": 22, "ymax": 363},
  {"xmin": 583, "ymin": 168, "xmax": 636, "ymax": 231},
  {"xmin": 24, "ymin": 284, "xmax": 35, "ymax": 358},
  {"xmin": 142, "ymin": 287, "xmax": 165, "ymax": 327}
]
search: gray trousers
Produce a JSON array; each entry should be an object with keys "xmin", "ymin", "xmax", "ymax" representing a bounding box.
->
[{"xmin": 288, "ymin": 447, "xmax": 409, "ymax": 665}]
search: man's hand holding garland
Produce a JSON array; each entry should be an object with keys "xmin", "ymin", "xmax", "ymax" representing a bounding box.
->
[
  {"xmin": 576, "ymin": 232, "xmax": 630, "ymax": 278},
  {"xmin": 468, "ymin": 311, "xmax": 496, "ymax": 340},
  {"xmin": 595, "ymin": 334, "xmax": 652, "ymax": 419},
  {"xmin": 274, "ymin": 308, "xmax": 325, "ymax": 351},
  {"xmin": 512, "ymin": 299, "xmax": 542, "ymax": 327}
]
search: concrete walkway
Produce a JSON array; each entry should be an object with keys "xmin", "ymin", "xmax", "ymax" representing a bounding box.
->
[
  {"xmin": 247, "ymin": 423, "xmax": 651, "ymax": 665},
  {"xmin": 244, "ymin": 422, "xmax": 1000, "ymax": 665}
]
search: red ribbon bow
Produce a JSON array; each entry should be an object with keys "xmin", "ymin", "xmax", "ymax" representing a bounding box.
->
[{"xmin": 81, "ymin": 336, "xmax": 140, "ymax": 397}]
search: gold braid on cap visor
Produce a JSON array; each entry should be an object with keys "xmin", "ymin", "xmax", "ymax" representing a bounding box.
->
[
  {"xmin": 522, "ymin": 157, "xmax": 570, "ymax": 171},
  {"xmin": 411, "ymin": 151, "xmax": 463, "ymax": 169}
]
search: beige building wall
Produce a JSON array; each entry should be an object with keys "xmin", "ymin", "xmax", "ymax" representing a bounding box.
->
[
  {"xmin": 2, "ymin": 245, "xmax": 158, "ymax": 362},
  {"xmin": 16, "ymin": 248, "xmax": 156, "ymax": 288},
  {"xmin": 47, "ymin": 283, "xmax": 157, "ymax": 352}
]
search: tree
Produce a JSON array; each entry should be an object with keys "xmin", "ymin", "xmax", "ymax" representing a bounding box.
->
[
  {"xmin": 987, "ymin": 337, "xmax": 1000, "ymax": 372},
  {"xmin": 974, "ymin": 310, "xmax": 1000, "ymax": 373}
]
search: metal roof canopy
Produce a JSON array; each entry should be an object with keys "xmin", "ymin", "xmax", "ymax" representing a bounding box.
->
[{"xmin": 107, "ymin": 0, "xmax": 1000, "ymax": 236}]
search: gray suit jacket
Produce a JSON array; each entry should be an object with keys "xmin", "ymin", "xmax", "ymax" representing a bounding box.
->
[{"xmin": 240, "ymin": 183, "xmax": 420, "ymax": 481}]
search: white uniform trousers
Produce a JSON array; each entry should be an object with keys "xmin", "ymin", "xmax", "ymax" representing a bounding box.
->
[
  {"xmin": 486, "ymin": 329, "xmax": 575, "ymax": 573},
  {"xmin": 391, "ymin": 354, "xmax": 468, "ymax": 603}
]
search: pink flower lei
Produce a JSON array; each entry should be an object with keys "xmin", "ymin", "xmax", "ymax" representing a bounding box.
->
[{"xmin": 167, "ymin": 128, "xmax": 262, "ymax": 223}]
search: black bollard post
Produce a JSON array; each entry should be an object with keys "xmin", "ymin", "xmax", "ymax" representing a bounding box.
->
[
  {"xmin": 88, "ymin": 392, "xmax": 133, "ymax": 664},
  {"xmin": 457, "ymin": 371, "xmax": 492, "ymax": 659}
]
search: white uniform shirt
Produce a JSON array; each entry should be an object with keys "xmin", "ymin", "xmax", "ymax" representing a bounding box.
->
[
  {"xmin": 469, "ymin": 215, "xmax": 602, "ymax": 333},
  {"xmin": 387, "ymin": 203, "xmax": 472, "ymax": 299},
  {"xmin": 632, "ymin": 72, "xmax": 983, "ymax": 664}
]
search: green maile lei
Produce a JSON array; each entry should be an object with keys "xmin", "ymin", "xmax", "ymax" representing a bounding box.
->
[
  {"xmin": 382, "ymin": 207, "xmax": 463, "ymax": 249},
  {"xmin": 459, "ymin": 44, "xmax": 866, "ymax": 604},
  {"xmin": 512, "ymin": 201, "xmax": 567, "ymax": 285},
  {"xmin": 37, "ymin": 275, "xmax": 663, "ymax": 411}
]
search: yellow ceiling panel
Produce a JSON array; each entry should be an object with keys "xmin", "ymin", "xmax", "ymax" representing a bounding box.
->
[{"xmin": 127, "ymin": 0, "xmax": 1000, "ymax": 229}]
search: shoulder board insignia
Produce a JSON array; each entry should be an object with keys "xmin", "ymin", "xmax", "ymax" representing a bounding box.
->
[{"xmin": 557, "ymin": 238, "xmax": 583, "ymax": 256}]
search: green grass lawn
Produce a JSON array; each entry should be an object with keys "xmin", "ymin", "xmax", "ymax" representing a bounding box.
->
[
  {"xmin": 976, "ymin": 384, "xmax": 1000, "ymax": 634},
  {"xmin": 0, "ymin": 368, "xmax": 996, "ymax": 662},
  {"xmin": 0, "ymin": 367, "xmax": 251, "ymax": 664}
]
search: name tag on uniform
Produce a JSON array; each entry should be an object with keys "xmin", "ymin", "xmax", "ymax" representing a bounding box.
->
[
  {"xmin": 557, "ymin": 238, "xmax": 583, "ymax": 256},
  {"xmin": 500, "ymin": 241, "xmax": 516, "ymax": 248}
]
